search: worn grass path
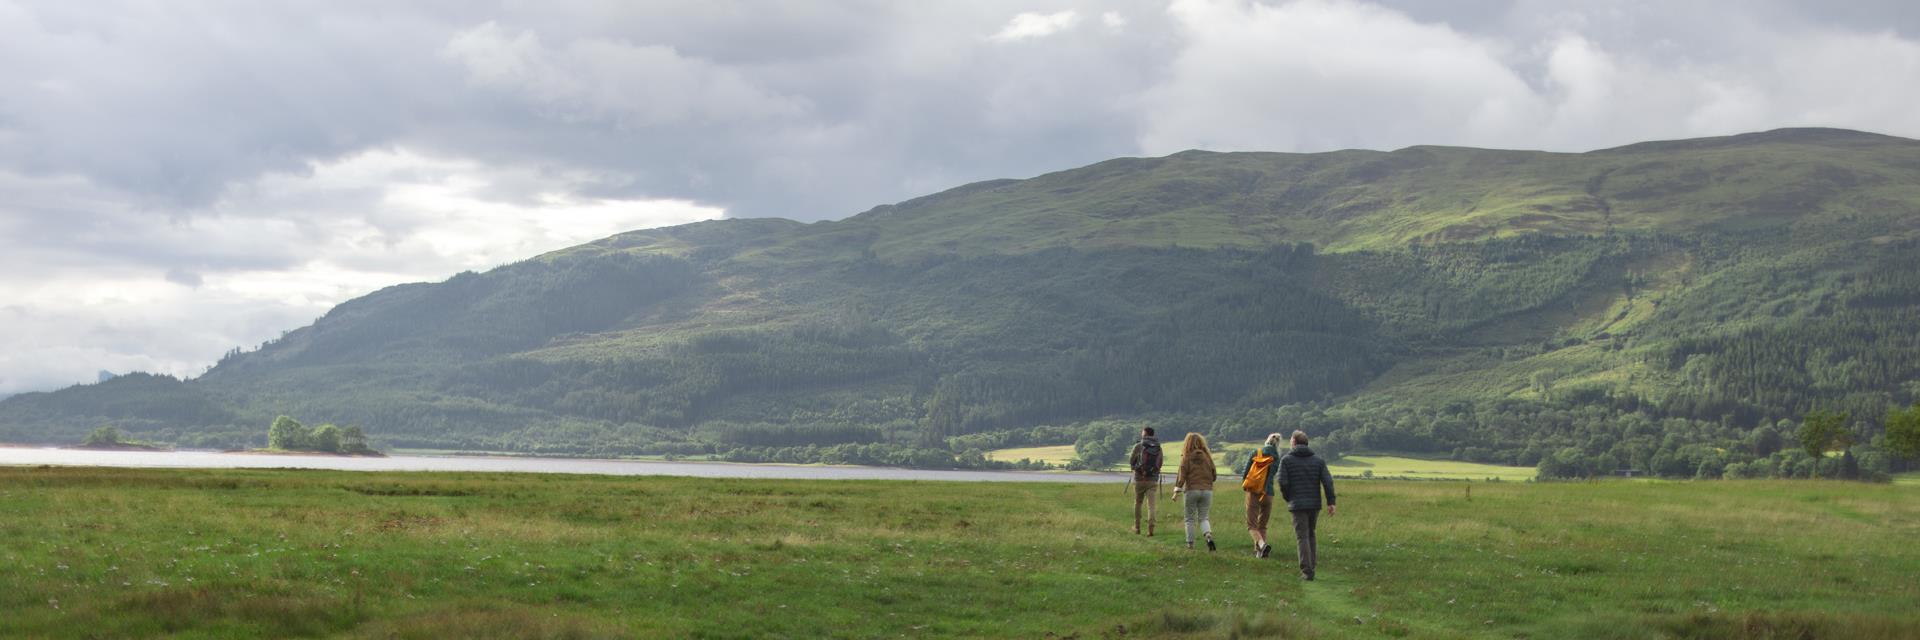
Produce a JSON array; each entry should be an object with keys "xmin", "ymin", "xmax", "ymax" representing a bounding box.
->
[{"xmin": 2, "ymin": 466, "xmax": 1916, "ymax": 638}]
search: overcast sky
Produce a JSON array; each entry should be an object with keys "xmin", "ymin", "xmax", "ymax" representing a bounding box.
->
[{"xmin": 4, "ymin": 0, "xmax": 1920, "ymax": 395}]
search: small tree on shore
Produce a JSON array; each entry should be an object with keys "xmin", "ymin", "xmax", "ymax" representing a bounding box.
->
[
  {"xmin": 268, "ymin": 415, "xmax": 308, "ymax": 450},
  {"xmin": 309, "ymin": 424, "xmax": 342, "ymax": 453},
  {"xmin": 339, "ymin": 426, "xmax": 370, "ymax": 454},
  {"xmin": 84, "ymin": 426, "xmax": 123, "ymax": 446}
]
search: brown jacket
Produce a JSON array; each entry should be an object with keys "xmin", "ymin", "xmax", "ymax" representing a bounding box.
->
[{"xmin": 1176, "ymin": 449, "xmax": 1217, "ymax": 491}]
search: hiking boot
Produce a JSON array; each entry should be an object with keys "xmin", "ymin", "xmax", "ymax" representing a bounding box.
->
[
  {"xmin": 1206, "ymin": 536, "xmax": 1216, "ymax": 552},
  {"xmin": 1186, "ymin": 540, "xmax": 1194, "ymax": 549},
  {"xmin": 1259, "ymin": 543, "xmax": 1272, "ymax": 558},
  {"xmin": 1131, "ymin": 526, "xmax": 1140, "ymax": 535},
  {"xmin": 1303, "ymin": 572, "xmax": 1315, "ymax": 581}
]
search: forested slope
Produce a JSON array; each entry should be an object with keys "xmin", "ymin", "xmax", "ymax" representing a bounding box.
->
[{"xmin": 4, "ymin": 128, "xmax": 1918, "ymax": 475}]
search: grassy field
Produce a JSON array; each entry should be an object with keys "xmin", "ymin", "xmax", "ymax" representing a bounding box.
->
[
  {"xmin": 3, "ymin": 468, "xmax": 1917, "ymax": 639},
  {"xmin": 988, "ymin": 445, "xmax": 1536, "ymax": 482},
  {"xmin": 1897, "ymin": 472, "xmax": 1920, "ymax": 486},
  {"xmin": 984, "ymin": 444, "xmax": 1079, "ymax": 466}
]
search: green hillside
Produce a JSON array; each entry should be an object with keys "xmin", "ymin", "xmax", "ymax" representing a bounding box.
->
[{"xmin": 4, "ymin": 128, "xmax": 1919, "ymax": 476}]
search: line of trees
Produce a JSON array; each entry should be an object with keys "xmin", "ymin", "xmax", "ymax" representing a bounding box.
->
[
  {"xmin": 267, "ymin": 415, "xmax": 374, "ymax": 454},
  {"xmin": 1538, "ymin": 403, "xmax": 1920, "ymax": 481}
]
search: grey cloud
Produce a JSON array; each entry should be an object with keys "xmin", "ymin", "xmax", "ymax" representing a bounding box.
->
[
  {"xmin": 164, "ymin": 268, "xmax": 203, "ymax": 288},
  {"xmin": 5, "ymin": 0, "xmax": 1920, "ymax": 393}
]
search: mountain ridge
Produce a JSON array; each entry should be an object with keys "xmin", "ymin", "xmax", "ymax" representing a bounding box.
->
[{"xmin": 4, "ymin": 128, "xmax": 1919, "ymax": 474}]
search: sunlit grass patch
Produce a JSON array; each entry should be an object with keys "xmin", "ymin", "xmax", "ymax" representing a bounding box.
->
[
  {"xmin": 984, "ymin": 444, "xmax": 1077, "ymax": 465},
  {"xmin": 1331, "ymin": 454, "xmax": 1536, "ymax": 481}
]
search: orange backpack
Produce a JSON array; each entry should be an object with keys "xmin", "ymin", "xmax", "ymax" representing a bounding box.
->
[{"xmin": 1241, "ymin": 451, "xmax": 1274, "ymax": 498}]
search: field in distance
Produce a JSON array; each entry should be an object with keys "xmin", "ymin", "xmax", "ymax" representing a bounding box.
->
[
  {"xmin": 988, "ymin": 445, "xmax": 1537, "ymax": 481},
  {"xmin": 5, "ymin": 466, "xmax": 1914, "ymax": 638}
]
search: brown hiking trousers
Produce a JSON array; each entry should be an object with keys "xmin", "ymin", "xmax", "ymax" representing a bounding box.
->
[{"xmin": 1245, "ymin": 492, "xmax": 1272, "ymax": 534}]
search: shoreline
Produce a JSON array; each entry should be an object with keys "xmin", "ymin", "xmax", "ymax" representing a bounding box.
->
[
  {"xmin": 222, "ymin": 448, "xmax": 388, "ymax": 458},
  {"xmin": 0, "ymin": 446, "xmax": 1128, "ymax": 483}
]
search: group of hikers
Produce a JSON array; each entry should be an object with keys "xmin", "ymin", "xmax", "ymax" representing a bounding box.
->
[{"xmin": 1126, "ymin": 427, "xmax": 1337, "ymax": 581}]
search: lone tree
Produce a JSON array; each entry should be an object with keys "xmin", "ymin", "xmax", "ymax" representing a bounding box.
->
[
  {"xmin": 1798, "ymin": 409, "xmax": 1852, "ymax": 478},
  {"xmin": 267, "ymin": 415, "xmax": 308, "ymax": 450},
  {"xmin": 1886, "ymin": 403, "xmax": 1920, "ymax": 465}
]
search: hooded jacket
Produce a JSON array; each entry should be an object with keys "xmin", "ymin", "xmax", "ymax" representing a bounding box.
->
[
  {"xmin": 1277, "ymin": 445, "xmax": 1336, "ymax": 512},
  {"xmin": 1175, "ymin": 445, "xmax": 1216, "ymax": 491}
]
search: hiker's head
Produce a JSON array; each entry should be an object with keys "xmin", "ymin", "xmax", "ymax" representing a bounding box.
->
[
  {"xmin": 1182, "ymin": 432, "xmax": 1208, "ymax": 455},
  {"xmin": 1263, "ymin": 433, "xmax": 1284, "ymax": 449},
  {"xmin": 1291, "ymin": 430, "xmax": 1309, "ymax": 446},
  {"xmin": 1142, "ymin": 427, "xmax": 1155, "ymax": 438}
]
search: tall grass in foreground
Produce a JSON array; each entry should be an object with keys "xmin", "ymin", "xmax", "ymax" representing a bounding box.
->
[{"xmin": 1, "ymin": 467, "xmax": 1915, "ymax": 638}]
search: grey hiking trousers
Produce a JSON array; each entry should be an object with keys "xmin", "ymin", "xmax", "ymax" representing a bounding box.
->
[
  {"xmin": 1182, "ymin": 489, "xmax": 1213, "ymax": 543},
  {"xmin": 1292, "ymin": 509, "xmax": 1319, "ymax": 576}
]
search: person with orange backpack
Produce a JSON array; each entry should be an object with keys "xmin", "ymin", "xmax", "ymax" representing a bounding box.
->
[{"xmin": 1237, "ymin": 433, "xmax": 1284, "ymax": 558}]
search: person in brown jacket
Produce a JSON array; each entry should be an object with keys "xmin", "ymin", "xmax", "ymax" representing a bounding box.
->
[{"xmin": 1173, "ymin": 432, "xmax": 1218, "ymax": 551}]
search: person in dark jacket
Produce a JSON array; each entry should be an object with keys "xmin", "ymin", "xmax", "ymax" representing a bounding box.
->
[
  {"xmin": 1127, "ymin": 427, "xmax": 1163, "ymax": 535},
  {"xmin": 1277, "ymin": 430, "xmax": 1336, "ymax": 580}
]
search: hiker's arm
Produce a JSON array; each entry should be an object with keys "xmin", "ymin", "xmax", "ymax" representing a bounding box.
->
[
  {"xmin": 1322, "ymin": 464, "xmax": 1337, "ymax": 511},
  {"xmin": 1128, "ymin": 443, "xmax": 1141, "ymax": 469},
  {"xmin": 1277, "ymin": 458, "xmax": 1291, "ymax": 498}
]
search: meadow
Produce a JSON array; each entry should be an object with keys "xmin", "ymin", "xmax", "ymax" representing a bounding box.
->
[{"xmin": 2, "ymin": 466, "xmax": 1916, "ymax": 639}]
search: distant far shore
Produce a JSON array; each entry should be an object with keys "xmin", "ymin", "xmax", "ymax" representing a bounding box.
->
[
  {"xmin": 223, "ymin": 448, "xmax": 388, "ymax": 458},
  {"xmin": 0, "ymin": 442, "xmax": 387, "ymax": 457},
  {"xmin": 66, "ymin": 442, "xmax": 170, "ymax": 452}
]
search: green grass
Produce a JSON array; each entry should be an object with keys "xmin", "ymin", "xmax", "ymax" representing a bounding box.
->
[
  {"xmin": 4, "ymin": 467, "xmax": 1916, "ymax": 638},
  {"xmin": 1897, "ymin": 472, "xmax": 1920, "ymax": 486}
]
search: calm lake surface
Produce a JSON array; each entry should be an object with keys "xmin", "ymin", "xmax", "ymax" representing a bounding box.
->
[{"xmin": 0, "ymin": 447, "xmax": 1123, "ymax": 483}]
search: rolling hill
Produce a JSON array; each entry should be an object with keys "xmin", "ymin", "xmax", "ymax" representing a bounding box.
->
[{"xmin": 5, "ymin": 128, "xmax": 1919, "ymax": 475}]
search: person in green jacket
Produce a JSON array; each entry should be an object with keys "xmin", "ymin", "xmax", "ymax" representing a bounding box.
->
[{"xmin": 1236, "ymin": 433, "xmax": 1284, "ymax": 558}]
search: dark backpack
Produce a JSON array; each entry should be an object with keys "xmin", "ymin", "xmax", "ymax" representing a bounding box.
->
[{"xmin": 1133, "ymin": 440, "xmax": 1163, "ymax": 478}]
